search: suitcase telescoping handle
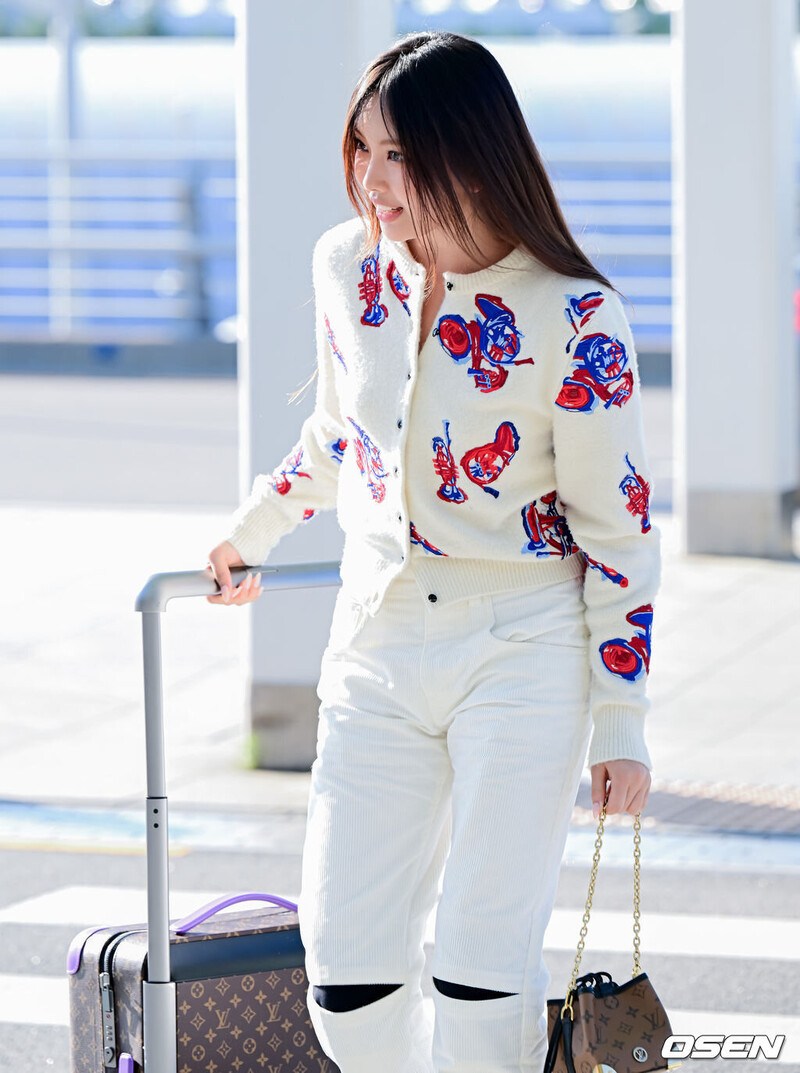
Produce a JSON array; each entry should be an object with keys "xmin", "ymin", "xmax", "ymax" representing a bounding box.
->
[{"xmin": 134, "ymin": 560, "xmax": 341, "ymax": 1073}]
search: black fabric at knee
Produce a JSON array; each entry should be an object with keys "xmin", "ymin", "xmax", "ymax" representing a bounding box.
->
[
  {"xmin": 312, "ymin": 982, "xmax": 403, "ymax": 1012},
  {"xmin": 432, "ymin": 976, "xmax": 518, "ymax": 1001}
]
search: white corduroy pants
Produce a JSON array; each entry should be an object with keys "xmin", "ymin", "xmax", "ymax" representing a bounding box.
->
[{"xmin": 296, "ymin": 558, "xmax": 593, "ymax": 1073}]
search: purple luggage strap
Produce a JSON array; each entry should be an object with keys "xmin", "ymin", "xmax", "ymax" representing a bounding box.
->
[{"xmin": 172, "ymin": 891, "xmax": 298, "ymax": 934}]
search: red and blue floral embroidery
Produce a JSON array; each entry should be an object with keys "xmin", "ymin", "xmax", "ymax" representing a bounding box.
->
[
  {"xmin": 432, "ymin": 419, "xmax": 468, "ymax": 503},
  {"xmin": 520, "ymin": 490, "xmax": 577, "ymax": 557},
  {"xmin": 324, "ymin": 314, "xmax": 347, "ymax": 372},
  {"xmin": 270, "ymin": 444, "xmax": 310, "ymax": 495},
  {"xmin": 564, "ymin": 291, "xmax": 604, "ymax": 353},
  {"xmin": 584, "ymin": 552, "xmax": 629, "ymax": 587},
  {"xmin": 387, "ymin": 260, "xmax": 411, "ymax": 315},
  {"xmin": 556, "ymin": 330, "xmax": 633, "ymax": 413},
  {"xmin": 302, "ymin": 509, "xmax": 315, "ymax": 522},
  {"xmin": 347, "ymin": 416, "xmax": 387, "ymax": 502},
  {"xmin": 619, "ymin": 453, "xmax": 651, "ymax": 533},
  {"xmin": 327, "ymin": 437, "xmax": 348, "ymax": 465},
  {"xmin": 358, "ymin": 242, "xmax": 388, "ymax": 327},
  {"xmin": 436, "ymin": 293, "xmax": 534, "ymax": 393},
  {"xmin": 410, "ymin": 520, "xmax": 448, "ymax": 556},
  {"xmin": 460, "ymin": 421, "xmax": 519, "ymax": 498},
  {"xmin": 558, "ymin": 290, "xmax": 633, "ymax": 412},
  {"xmin": 599, "ymin": 604, "xmax": 653, "ymax": 681},
  {"xmin": 520, "ymin": 491, "xmax": 630, "ymax": 584}
]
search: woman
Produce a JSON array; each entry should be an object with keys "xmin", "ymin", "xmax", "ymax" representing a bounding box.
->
[{"xmin": 206, "ymin": 29, "xmax": 658, "ymax": 1073}]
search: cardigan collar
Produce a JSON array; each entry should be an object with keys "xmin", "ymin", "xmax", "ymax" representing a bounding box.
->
[{"xmin": 379, "ymin": 230, "xmax": 541, "ymax": 293}]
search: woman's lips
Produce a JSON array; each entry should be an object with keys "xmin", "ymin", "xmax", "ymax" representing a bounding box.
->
[{"xmin": 375, "ymin": 205, "xmax": 403, "ymax": 222}]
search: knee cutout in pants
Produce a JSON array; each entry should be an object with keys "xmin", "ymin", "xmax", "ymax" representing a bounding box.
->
[
  {"xmin": 312, "ymin": 982, "xmax": 403, "ymax": 1012},
  {"xmin": 432, "ymin": 976, "xmax": 518, "ymax": 1001}
]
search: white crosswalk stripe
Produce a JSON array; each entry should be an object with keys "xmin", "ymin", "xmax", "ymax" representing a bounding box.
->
[
  {"xmin": 0, "ymin": 974, "xmax": 69, "ymax": 1028},
  {"xmin": 543, "ymin": 907, "xmax": 799, "ymax": 962},
  {"xmin": 0, "ymin": 886, "xmax": 267, "ymax": 927},
  {"xmin": 2, "ymin": 885, "xmax": 798, "ymax": 962}
]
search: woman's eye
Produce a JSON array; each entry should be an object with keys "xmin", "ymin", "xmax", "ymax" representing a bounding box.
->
[{"xmin": 353, "ymin": 138, "xmax": 401, "ymax": 162}]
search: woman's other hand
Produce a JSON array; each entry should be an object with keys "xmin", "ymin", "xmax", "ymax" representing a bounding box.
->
[
  {"xmin": 590, "ymin": 759, "xmax": 650, "ymax": 818},
  {"xmin": 205, "ymin": 541, "xmax": 263, "ymax": 606}
]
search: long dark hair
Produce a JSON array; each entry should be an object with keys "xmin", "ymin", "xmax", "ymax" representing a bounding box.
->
[
  {"xmin": 342, "ymin": 30, "xmax": 620, "ymax": 297},
  {"xmin": 290, "ymin": 31, "xmax": 623, "ymax": 403}
]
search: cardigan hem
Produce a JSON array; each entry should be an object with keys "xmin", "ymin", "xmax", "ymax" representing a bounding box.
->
[{"xmin": 404, "ymin": 549, "xmax": 587, "ymax": 605}]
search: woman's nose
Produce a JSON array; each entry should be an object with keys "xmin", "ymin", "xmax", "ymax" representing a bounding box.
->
[{"xmin": 362, "ymin": 155, "xmax": 386, "ymax": 193}]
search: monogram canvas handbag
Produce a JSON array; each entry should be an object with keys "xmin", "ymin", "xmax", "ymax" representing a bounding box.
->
[{"xmin": 543, "ymin": 801, "xmax": 683, "ymax": 1073}]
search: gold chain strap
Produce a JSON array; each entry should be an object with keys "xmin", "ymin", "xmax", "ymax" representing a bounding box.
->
[{"xmin": 560, "ymin": 803, "xmax": 642, "ymax": 1020}]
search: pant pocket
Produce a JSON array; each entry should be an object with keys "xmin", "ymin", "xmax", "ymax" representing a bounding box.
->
[
  {"xmin": 325, "ymin": 586, "xmax": 369, "ymax": 657},
  {"xmin": 487, "ymin": 576, "xmax": 589, "ymax": 650}
]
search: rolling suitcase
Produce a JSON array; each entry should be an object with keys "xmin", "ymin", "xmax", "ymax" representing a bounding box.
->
[{"xmin": 67, "ymin": 560, "xmax": 343, "ymax": 1073}]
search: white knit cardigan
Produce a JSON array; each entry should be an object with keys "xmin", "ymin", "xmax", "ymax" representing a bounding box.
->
[{"xmin": 222, "ymin": 216, "xmax": 661, "ymax": 771}]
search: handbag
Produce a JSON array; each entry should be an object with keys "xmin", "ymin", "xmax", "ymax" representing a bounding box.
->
[{"xmin": 543, "ymin": 800, "xmax": 683, "ymax": 1073}]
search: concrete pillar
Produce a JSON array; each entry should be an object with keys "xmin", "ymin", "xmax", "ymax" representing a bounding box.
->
[
  {"xmin": 235, "ymin": 0, "xmax": 394, "ymax": 768},
  {"xmin": 672, "ymin": 0, "xmax": 798, "ymax": 557}
]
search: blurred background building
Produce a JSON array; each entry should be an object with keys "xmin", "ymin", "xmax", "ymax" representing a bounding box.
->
[{"xmin": 1, "ymin": 0, "xmax": 685, "ymax": 368}]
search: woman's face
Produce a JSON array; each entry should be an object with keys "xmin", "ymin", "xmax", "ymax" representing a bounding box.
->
[
  {"xmin": 353, "ymin": 95, "xmax": 472, "ymax": 249},
  {"xmin": 352, "ymin": 95, "xmax": 418, "ymax": 240}
]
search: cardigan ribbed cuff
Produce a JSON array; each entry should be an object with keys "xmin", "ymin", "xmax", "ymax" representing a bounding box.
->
[
  {"xmin": 223, "ymin": 499, "xmax": 295, "ymax": 569},
  {"xmin": 585, "ymin": 704, "xmax": 653, "ymax": 771}
]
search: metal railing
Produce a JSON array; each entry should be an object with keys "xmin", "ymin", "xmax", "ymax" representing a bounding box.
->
[{"xmin": 0, "ymin": 139, "xmax": 236, "ymax": 343}]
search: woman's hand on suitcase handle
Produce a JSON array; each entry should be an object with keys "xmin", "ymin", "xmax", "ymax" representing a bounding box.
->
[
  {"xmin": 590, "ymin": 759, "xmax": 650, "ymax": 818},
  {"xmin": 205, "ymin": 541, "xmax": 263, "ymax": 605}
]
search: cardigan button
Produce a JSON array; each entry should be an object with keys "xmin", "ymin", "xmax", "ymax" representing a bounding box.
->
[
  {"xmin": 427, "ymin": 592, "xmax": 438, "ymax": 603},
  {"xmin": 407, "ymin": 372, "xmax": 411, "ymax": 380},
  {"xmin": 397, "ymin": 418, "xmax": 403, "ymax": 428},
  {"xmin": 393, "ymin": 466, "xmax": 398, "ymax": 475}
]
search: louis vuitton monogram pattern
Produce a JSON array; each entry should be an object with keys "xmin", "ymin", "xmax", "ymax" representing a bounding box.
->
[
  {"xmin": 176, "ymin": 964, "xmax": 339, "ymax": 1073},
  {"xmin": 70, "ymin": 930, "xmax": 106, "ymax": 1073},
  {"xmin": 70, "ymin": 924, "xmax": 148, "ymax": 1073},
  {"xmin": 69, "ymin": 907, "xmax": 339, "ymax": 1073},
  {"xmin": 545, "ymin": 973, "xmax": 676, "ymax": 1073}
]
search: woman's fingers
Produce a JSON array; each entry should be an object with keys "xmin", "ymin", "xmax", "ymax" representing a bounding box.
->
[
  {"xmin": 241, "ymin": 571, "xmax": 262, "ymax": 599},
  {"xmin": 604, "ymin": 779, "xmax": 628, "ymax": 817},
  {"xmin": 232, "ymin": 572, "xmax": 255, "ymax": 601},
  {"xmin": 205, "ymin": 564, "xmax": 224, "ymax": 604},
  {"xmin": 615, "ymin": 778, "xmax": 649, "ymax": 816},
  {"xmin": 215, "ymin": 570, "xmax": 263, "ymax": 605},
  {"xmin": 226, "ymin": 573, "xmax": 249, "ymax": 603},
  {"xmin": 205, "ymin": 567, "xmax": 262, "ymax": 605},
  {"xmin": 590, "ymin": 759, "xmax": 650, "ymax": 817},
  {"xmin": 627, "ymin": 787, "xmax": 648, "ymax": 815}
]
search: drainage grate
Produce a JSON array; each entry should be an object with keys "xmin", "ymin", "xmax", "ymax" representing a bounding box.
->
[{"xmin": 574, "ymin": 778, "xmax": 800, "ymax": 835}]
